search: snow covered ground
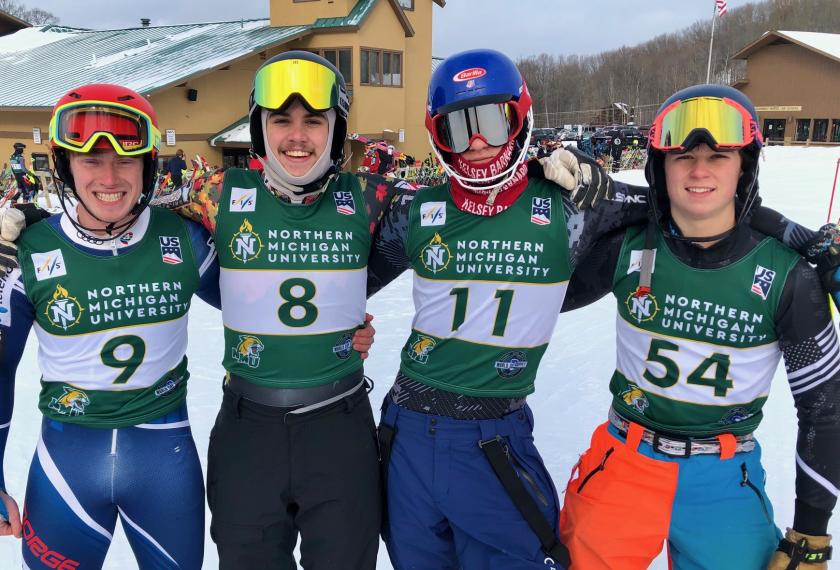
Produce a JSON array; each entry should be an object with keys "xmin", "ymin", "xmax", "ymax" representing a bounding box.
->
[{"xmin": 2, "ymin": 145, "xmax": 839, "ymax": 568}]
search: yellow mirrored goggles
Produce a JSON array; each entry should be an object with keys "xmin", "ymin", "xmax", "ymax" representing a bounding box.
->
[
  {"xmin": 650, "ymin": 96, "xmax": 759, "ymax": 152},
  {"xmin": 50, "ymin": 101, "xmax": 160, "ymax": 156},
  {"xmin": 253, "ymin": 57, "xmax": 343, "ymax": 112}
]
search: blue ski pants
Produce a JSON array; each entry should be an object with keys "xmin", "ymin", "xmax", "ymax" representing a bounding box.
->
[{"xmin": 380, "ymin": 397, "xmax": 563, "ymax": 570}]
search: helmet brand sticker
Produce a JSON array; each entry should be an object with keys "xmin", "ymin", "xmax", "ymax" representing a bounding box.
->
[{"xmin": 453, "ymin": 68, "xmax": 486, "ymax": 82}]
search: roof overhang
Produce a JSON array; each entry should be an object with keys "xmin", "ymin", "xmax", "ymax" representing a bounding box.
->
[
  {"xmin": 733, "ymin": 30, "xmax": 840, "ymax": 65},
  {"xmin": 386, "ymin": 0, "xmax": 415, "ymax": 37},
  {"xmin": 433, "ymin": 0, "xmax": 445, "ymax": 6},
  {"xmin": 209, "ymin": 115, "xmax": 251, "ymax": 148},
  {"xmin": 0, "ymin": 9, "xmax": 31, "ymax": 30}
]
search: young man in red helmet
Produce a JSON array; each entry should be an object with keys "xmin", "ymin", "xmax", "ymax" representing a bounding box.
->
[
  {"xmin": 555, "ymin": 85, "xmax": 839, "ymax": 570},
  {"xmin": 0, "ymin": 83, "xmax": 223, "ymax": 568},
  {"xmin": 0, "ymin": 78, "xmax": 377, "ymax": 569}
]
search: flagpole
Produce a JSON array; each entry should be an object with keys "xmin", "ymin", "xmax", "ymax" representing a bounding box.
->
[{"xmin": 706, "ymin": 0, "xmax": 717, "ymax": 83}]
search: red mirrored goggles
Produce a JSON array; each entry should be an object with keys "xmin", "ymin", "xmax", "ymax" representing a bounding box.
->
[
  {"xmin": 50, "ymin": 101, "xmax": 161, "ymax": 156},
  {"xmin": 648, "ymin": 95, "xmax": 763, "ymax": 152},
  {"xmin": 430, "ymin": 100, "xmax": 525, "ymax": 154}
]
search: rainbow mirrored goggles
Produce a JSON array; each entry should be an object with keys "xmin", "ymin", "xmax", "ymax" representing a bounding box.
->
[
  {"xmin": 50, "ymin": 100, "xmax": 160, "ymax": 155},
  {"xmin": 253, "ymin": 57, "xmax": 348, "ymax": 114},
  {"xmin": 649, "ymin": 96, "xmax": 763, "ymax": 152}
]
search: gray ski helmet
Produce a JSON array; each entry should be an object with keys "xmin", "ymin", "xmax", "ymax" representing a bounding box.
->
[
  {"xmin": 645, "ymin": 84, "xmax": 762, "ymax": 224},
  {"xmin": 248, "ymin": 50, "xmax": 350, "ymax": 165}
]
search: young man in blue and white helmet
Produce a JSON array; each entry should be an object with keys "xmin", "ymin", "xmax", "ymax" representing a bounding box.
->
[{"xmin": 368, "ymin": 48, "xmax": 653, "ymax": 570}]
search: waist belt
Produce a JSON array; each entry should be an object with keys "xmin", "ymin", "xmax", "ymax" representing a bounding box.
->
[
  {"xmin": 226, "ymin": 371, "xmax": 365, "ymax": 410},
  {"xmin": 608, "ymin": 407, "xmax": 756, "ymax": 457}
]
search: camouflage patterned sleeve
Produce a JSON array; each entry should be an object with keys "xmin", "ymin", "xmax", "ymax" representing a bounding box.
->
[
  {"xmin": 151, "ymin": 170, "xmax": 228, "ymax": 236},
  {"xmin": 356, "ymin": 172, "xmax": 418, "ymax": 236}
]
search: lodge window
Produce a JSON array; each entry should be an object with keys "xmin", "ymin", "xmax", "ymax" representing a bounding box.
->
[
  {"xmin": 398, "ymin": 0, "xmax": 414, "ymax": 10},
  {"xmin": 831, "ymin": 120, "xmax": 840, "ymax": 143},
  {"xmin": 304, "ymin": 47, "xmax": 352, "ymax": 85},
  {"xmin": 795, "ymin": 119, "xmax": 811, "ymax": 142},
  {"xmin": 812, "ymin": 119, "xmax": 828, "ymax": 143},
  {"xmin": 360, "ymin": 48, "xmax": 403, "ymax": 87}
]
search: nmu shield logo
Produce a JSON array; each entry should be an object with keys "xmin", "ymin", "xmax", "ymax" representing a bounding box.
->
[
  {"xmin": 45, "ymin": 284, "xmax": 84, "ymax": 330},
  {"xmin": 420, "ymin": 233, "xmax": 451, "ymax": 274},
  {"xmin": 229, "ymin": 218, "xmax": 263, "ymax": 263},
  {"xmin": 624, "ymin": 289, "xmax": 659, "ymax": 323}
]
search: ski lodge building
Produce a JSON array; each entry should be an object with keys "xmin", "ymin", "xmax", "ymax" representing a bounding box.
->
[
  {"xmin": 733, "ymin": 31, "xmax": 840, "ymax": 146},
  {"xmin": 0, "ymin": 0, "xmax": 443, "ymax": 171}
]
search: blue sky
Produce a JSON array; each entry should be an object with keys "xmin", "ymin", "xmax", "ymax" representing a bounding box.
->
[{"xmin": 33, "ymin": 0, "xmax": 759, "ymax": 59}]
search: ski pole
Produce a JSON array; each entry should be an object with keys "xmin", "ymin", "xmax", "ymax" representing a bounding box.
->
[{"xmin": 827, "ymin": 158, "xmax": 840, "ymax": 224}]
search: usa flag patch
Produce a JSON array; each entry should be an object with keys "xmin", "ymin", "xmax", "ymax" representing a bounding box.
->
[
  {"xmin": 750, "ymin": 265, "xmax": 775, "ymax": 300},
  {"xmin": 160, "ymin": 236, "xmax": 183, "ymax": 265},
  {"xmin": 334, "ymin": 191, "xmax": 356, "ymax": 215},
  {"xmin": 531, "ymin": 197, "xmax": 551, "ymax": 225}
]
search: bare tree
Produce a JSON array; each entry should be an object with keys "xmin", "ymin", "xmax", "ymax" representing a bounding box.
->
[
  {"xmin": 518, "ymin": 0, "xmax": 840, "ymax": 126},
  {"xmin": 0, "ymin": 0, "xmax": 59, "ymax": 25}
]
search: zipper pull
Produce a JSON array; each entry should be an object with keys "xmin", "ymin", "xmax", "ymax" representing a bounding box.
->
[{"xmin": 111, "ymin": 238, "xmax": 118, "ymax": 256}]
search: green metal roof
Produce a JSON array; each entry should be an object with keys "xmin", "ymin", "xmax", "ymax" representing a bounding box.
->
[
  {"xmin": 0, "ymin": 0, "xmax": 380, "ymax": 109},
  {"xmin": 312, "ymin": 0, "xmax": 376, "ymax": 29}
]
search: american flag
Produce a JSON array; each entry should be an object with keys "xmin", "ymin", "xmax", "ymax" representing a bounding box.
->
[{"xmin": 716, "ymin": 0, "xmax": 728, "ymax": 17}]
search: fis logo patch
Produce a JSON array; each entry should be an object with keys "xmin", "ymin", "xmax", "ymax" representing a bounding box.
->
[
  {"xmin": 232, "ymin": 335, "xmax": 264, "ymax": 368},
  {"xmin": 420, "ymin": 202, "xmax": 446, "ymax": 226},
  {"xmin": 530, "ymin": 197, "xmax": 551, "ymax": 225},
  {"xmin": 334, "ymin": 191, "xmax": 356, "ymax": 215},
  {"xmin": 333, "ymin": 332, "xmax": 353, "ymax": 360},
  {"xmin": 229, "ymin": 218, "xmax": 263, "ymax": 263},
  {"xmin": 627, "ymin": 249, "xmax": 657, "ymax": 274},
  {"xmin": 159, "ymin": 236, "xmax": 183, "ymax": 265},
  {"xmin": 48, "ymin": 386, "xmax": 90, "ymax": 416},
  {"xmin": 625, "ymin": 290, "xmax": 659, "ymax": 323},
  {"xmin": 230, "ymin": 187, "xmax": 256, "ymax": 212},
  {"xmin": 420, "ymin": 233, "xmax": 451, "ymax": 274},
  {"xmin": 32, "ymin": 249, "xmax": 67, "ymax": 281},
  {"xmin": 45, "ymin": 284, "xmax": 84, "ymax": 330},
  {"xmin": 407, "ymin": 334, "xmax": 436, "ymax": 364},
  {"xmin": 751, "ymin": 265, "xmax": 776, "ymax": 300},
  {"xmin": 119, "ymin": 232, "xmax": 134, "ymax": 245}
]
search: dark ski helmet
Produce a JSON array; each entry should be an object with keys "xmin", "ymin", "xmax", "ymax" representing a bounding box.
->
[
  {"xmin": 645, "ymin": 84, "xmax": 763, "ymax": 233},
  {"xmin": 248, "ymin": 50, "xmax": 350, "ymax": 166},
  {"xmin": 13, "ymin": 142, "xmax": 25, "ymax": 152}
]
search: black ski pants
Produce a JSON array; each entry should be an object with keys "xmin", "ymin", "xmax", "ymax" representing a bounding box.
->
[{"xmin": 207, "ymin": 383, "xmax": 381, "ymax": 569}]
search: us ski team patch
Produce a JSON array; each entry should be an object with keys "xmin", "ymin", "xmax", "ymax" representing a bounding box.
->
[
  {"xmin": 334, "ymin": 191, "xmax": 356, "ymax": 215},
  {"xmin": 160, "ymin": 236, "xmax": 183, "ymax": 265},
  {"xmin": 751, "ymin": 265, "xmax": 776, "ymax": 300},
  {"xmin": 530, "ymin": 197, "xmax": 551, "ymax": 225}
]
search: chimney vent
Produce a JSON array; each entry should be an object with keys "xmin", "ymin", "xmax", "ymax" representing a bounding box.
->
[{"xmin": 141, "ymin": 18, "xmax": 151, "ymax": 27}]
